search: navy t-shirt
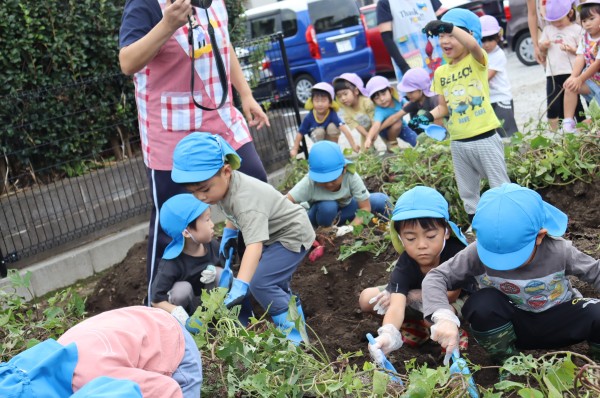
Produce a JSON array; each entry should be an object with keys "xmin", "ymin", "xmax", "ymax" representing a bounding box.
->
[
  {"xmin": 376, "ymin": 0, "xmax": 443, "ymax": 25},
  {"xmin": 386, "ymin": 236, "xmax": 475, "ymax": 295},
  {"xmin": 298, "ymin": 110, "xmax": 344, "ymax": 136},
  {"xmin": 119, "ymin": 0, "xmax": 164, "ymax": 48},
  {"xmin": 151, "ymin": 240, "xmax": 221, "ymax": 304}
]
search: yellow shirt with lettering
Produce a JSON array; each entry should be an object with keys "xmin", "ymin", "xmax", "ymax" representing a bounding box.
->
[{"xmin": 432, "ymin": 52, "xmax": 500, "ymax": 140}]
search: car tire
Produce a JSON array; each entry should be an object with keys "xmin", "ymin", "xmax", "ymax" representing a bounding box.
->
[
  {"xmin": 515, "ymin": 32, "xmax": 537, "ymax": 67},
  {"xmin": 294, "ymin": 74, "xmax": 316, "ymax": 106}
]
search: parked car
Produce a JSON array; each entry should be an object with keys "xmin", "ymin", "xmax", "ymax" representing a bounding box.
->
[
  {"xmin": 359, "ymin": 0, "xmax": 507, "ymax": 75},
  {"xmin": 243, "ymin": 0, "xmax": 376, "ymax": 106},
  {"xmin": 359, "ymin": 4, "xmax": 394, "ymax": 74},
  {"xmin": 503, "ymin": 0, "xmax": 535, "ymax": 66}
]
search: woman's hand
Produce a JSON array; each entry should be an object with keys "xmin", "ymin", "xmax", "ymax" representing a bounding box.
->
[{"xmin": 240, "ymin": 94, "xmax": 270, "ymax": 129}]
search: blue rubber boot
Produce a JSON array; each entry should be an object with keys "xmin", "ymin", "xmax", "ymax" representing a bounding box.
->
[{"xmin": 272, "ymin": 303, "xmax": 307, "ymax": 345}]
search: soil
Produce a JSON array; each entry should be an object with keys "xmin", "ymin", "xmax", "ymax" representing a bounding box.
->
[{"xmin": 85, "ymin": 178, "xmax": 600, "ymax": 389}]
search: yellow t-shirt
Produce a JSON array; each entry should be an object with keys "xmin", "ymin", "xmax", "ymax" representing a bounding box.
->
[
  {"xmin": 338, "ymin": 96, "xmax": 375, "ymax": 131},
  {"xmin": 432, "ymin": 52, "xmax": 500, "ymax": 140}
]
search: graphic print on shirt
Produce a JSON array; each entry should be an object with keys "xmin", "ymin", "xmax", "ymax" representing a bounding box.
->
[
  {"xmin": 440, "ymin": 62, "xmax": 488, "ymax": 125},
  {"xmin": 476, "ymin": 271, "xmax": 572, "ymax": 312}
]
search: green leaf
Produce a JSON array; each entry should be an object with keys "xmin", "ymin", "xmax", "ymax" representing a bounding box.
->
[{"xmin": 517, "ymin": 387, "xmax": 544, "ymax": 398}]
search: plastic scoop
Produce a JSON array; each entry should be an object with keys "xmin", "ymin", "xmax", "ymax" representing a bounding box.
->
[
  {"xmin": 366, "ymin": 333, "xmax": 403, "ymax": 385},
  {"xmin": 449, "ymin": 351, "xmax": 479, "ymax": 398},
  {"xmin": 419, "ymin": 124, "xmax": 447, "ymax": 141},
  {"xmin": 218, "ymin": 247, "xmax": 234, "ymax": 289}
]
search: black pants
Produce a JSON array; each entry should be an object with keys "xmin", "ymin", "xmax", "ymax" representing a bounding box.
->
[
  {"xmin": 546, "ymin": 74, "xmax": 585, "ymax": 119},
  {"xmin": 145, "ymin": 141, "xmax": 267, "ymax": 302},
  {"xmin": 462, "ymin": 288, "xmax": 600, "ymax": 349}
]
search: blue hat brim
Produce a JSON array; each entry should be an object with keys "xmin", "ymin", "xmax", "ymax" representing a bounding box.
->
[
  {"xmin": 448, "ymin": 221, "xmax": 468, "ymax": 246},
  {"xmin": 309, "ymin": 159, "xmax": 352, "ymax": 183},
  {"xmin": 172, "ymin": 167, "xmax": 220, "ymax": 184},
  {"xmin": 476, "ymin": 237, "xmax": 536, "ymax": 271},
  {"xmin": 162, "ymin": 201, "xmax": 208, "ymax": 260},
  {"xmin": 391, "ymin": 208, "xmax": 445, "ymax": 221},
  {"xmin": 542, "ymin": 201, "xmax": 568, "ymax": 237}
]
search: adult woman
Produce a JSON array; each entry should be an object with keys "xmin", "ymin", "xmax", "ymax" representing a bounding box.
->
[{"xmin": 119, "ymin": 0, "xmax": 269, "ymax": 300}]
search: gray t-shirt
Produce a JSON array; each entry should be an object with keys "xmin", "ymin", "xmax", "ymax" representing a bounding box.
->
[
  {"xmin": 422, "ymin": 237, "xmax": 600, "ymax": 317},
  {"xmin": 288, "ymin": 171, "xmax": 370, "ymax": 208},
  {"xmin": 218, "ymin": 171, "xmax": 315, "ymax": 252}
]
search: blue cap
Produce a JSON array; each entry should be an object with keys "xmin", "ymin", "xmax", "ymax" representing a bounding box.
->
[
  {"xmin": 308, "ymin": 141, "xmax": 352, "ymax": 183},
  {"xmin": 172, "ymin": 133, "xmax": 241, "ymax": 183},
  {"xmin": 442, "ymin": 8, "xmax": 482, "ymax": 45},
  {"xmin": 392, "ymin": 186, "xmax": 467, "ymax": 246},
  {"xmin": 0, "ymin": 339, "xmax": 78, "ymax": 398},
  {"xmin": 160, "ymin": 194, "xmax": 210, "ymax": 259},
  {"xmin": 473, "ymin": 183, "xmax": 568, "ymax": 271}
]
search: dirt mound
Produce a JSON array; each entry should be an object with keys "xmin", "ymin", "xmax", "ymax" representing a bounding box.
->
[{"xmin": 85, "ymin": 180, "xmax": 600, "ymax": 387}]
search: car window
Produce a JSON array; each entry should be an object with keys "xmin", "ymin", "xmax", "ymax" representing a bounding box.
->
[
  {"xmin": 249, "ymin": 13, "xmax": 278, "ymax": 38},
  {"xmin": 281, "ymin": 9, "xmax": 298, "ymax": 37},
  {"xmin": 362, "ymin": 9, "xmax": 377, "ymax": 29},
  {"xmin": 308, "ymin": 0, "xmax": 360, "ymax": 34}
]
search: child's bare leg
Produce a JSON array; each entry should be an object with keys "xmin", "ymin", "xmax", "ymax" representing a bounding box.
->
[
  {"xmin": 325, "ymin": 122, "xmax": 341, "ymax": 143},
  {"xmin": 386, "ymin": 121, "xmax": 401, "ymax": 150},
  {"xmin": 548, "ymin": 118, "xmax": 559, "ymax": 131},
  {"xmin": 563, "ymin": 89, "xmax": 579, "ymax": 120}
]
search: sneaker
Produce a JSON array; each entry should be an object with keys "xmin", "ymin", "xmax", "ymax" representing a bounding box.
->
[
  {"xmin": 562, "ymin": 118, "xmax": 576, "ymax": 133},
  {"xmin": 400, "ymin": 319, "xmax": 430, "ymax": 347}
]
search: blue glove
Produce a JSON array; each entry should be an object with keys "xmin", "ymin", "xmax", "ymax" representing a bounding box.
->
[
  {"xmin": 185, "ymin": 316, "xmax": 203, "ymax": 335},
  {"xmin": 224, "ymin": 278, "xmax": 249, "ymax": 309},
  {"xmin": 219, "ymin": 227, "xmax": 238, "ymax": 262},
  {"xmin": 408, "ymin": 111, "xmax": 434, "ymax": 133},
  {"xmin": 422, "ymin": 20, "xmax": 454, "ymax": 37}
]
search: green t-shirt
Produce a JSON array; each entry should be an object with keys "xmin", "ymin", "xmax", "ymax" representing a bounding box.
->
[
  {"xmin": 218, "ymin": 171, "xmax": 315, "ymax": 252},
  {"xmin": 288, "ymin": 171, "xmax": 370, "ymax": 208},
  {"xmin": 432, "ymin": 52, "xmax": 500, "ymax": 140}
]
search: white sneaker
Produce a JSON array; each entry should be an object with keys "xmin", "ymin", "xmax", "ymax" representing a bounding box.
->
[{"xmin": 562, "ymin": 118, "xmax": 576, "ymax": 133}]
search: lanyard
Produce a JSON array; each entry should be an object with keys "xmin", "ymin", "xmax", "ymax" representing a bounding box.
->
[{"xmin": 188, "ymin": 0, "xmax": 228, "ymax": 110}]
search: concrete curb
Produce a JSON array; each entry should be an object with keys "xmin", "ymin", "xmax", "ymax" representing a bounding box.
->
[{"xmin": 0, "ymin": 167, "xmax": 289, "ymax": 300}]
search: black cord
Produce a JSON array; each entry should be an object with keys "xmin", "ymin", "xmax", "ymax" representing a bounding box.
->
[{"xmin": 188, "ymin": 6, "xmax": 229, "ymax": 111}]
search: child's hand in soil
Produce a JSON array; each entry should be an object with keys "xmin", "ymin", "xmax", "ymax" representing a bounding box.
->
[
  {"xmin": 369, "ymin": 324, "xmax": 403, "ymax": 358},
  {"xmin": 430, "ymin": 309, "xmax": 460, "ymax": 365}
]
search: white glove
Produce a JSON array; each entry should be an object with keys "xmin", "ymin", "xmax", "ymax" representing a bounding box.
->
[
  {"xmin": 430, "ymin": 309, "xmax": 460, "ymax": 365},
  {"xmin": 406, "ymin": 289, "xmax": 423, "ymax": 313},
  {"xmin": 368, "ymin": 290, "xmax": 391, "ymax": 315},
  {"xmin": 171, "ymin": 306, "xmax": 190, "ymax": 325},
  {"xmin": 200, "ymin": 265, "xmax": 216, "ymax": 284},
  {"xmin": 369, "ymin": 324, "xmax": 403, "ymax": 359},
  {"xmin": 335, "ymin": 225, "xmax": 354, "ymax": 237}
]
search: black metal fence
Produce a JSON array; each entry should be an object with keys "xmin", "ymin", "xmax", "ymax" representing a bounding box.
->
[{"xmin": 0, "ymin": 33, "xmax": 300, "ymax": 274}]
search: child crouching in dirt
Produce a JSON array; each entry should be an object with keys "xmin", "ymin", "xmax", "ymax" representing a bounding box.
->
[
  {"xmin": 361, "ymin": 186, "xmax": 474, "ymax": 362},
  {"xmin": 150, "ymin": 193, "xmax": 223, "ymax": 326},
  {"xmin": 171, "ymin": 133, "xmax": 315, "ymax": 344},
  {"xmin": 0, "ymin": 306, "xmax": 202, "ymax": 398},
  {"xmin": 286, "ymin": 140, "xmax": 391, "ymax": 236},
  {"xmin": 423, "ymin": 183, "xmax": 600, "ymax": 365}
]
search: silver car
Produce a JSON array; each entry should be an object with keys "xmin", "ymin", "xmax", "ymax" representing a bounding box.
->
[{"xmin": 504, "ymin": 0, "xmax": 536, "ymax": 66}]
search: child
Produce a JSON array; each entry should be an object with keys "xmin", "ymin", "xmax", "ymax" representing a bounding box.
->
[
  {"xmin": 563, "ymin": 0, "xmax": 600, "ymax": 132},
  {"xmin": 396, "ymin": 67, "xmax": 442, "ymax": 126},
  {"xmin": 414, "ymin": 9, "xmax": 510, "ymax": 230},
  {"xmin": 286, "ymin": 141, "xmax": 391, "ymax": 230},
  {"xmin": 363, "ymin": 75, "xmax": 418, "ymax": 151},
  {"xmin": 172, "ymin": 133, "xmax": 316, "ymax": 344},
  {"xmin": 0, "ymin": 306, "xmax": 202, "ymax": 398},
  {"xmin": 150, "ymin": 194, "xmax": 223, "ymax": 325},
  {"xmin": 333, "ymin": 73, "xmax": 375, "ymax": 149},
  {"xmin": 422, "ymin": 183, "xmax": 600, "ymax": 365},
  {"xmin": 537, "ymin": 1, "xmax": 584, "ymax": 131},
  {"xmin": 361, "ymin": 186, "xmax": 472, "ymax": 360},
  {"xmin": 290, "ymin": 82, "xmax": 360, "ymax": 157},
  {"xmin": 479, "ymin": 15, "xmax": 519, "ymax": 137}
]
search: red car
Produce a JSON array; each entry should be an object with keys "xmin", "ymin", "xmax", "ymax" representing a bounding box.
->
[{"xmin": 360, "ymin": 4, "xmax": 394, "ymax": 74}]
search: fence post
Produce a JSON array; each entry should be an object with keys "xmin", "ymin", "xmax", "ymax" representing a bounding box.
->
[{"xmin": 277, "ymin": 33, "xmax": 308, "ymax": 159}]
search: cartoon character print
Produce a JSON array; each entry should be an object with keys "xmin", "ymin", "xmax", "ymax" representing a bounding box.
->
[
  {"xmin": 450, "ymin": 85, "xmax": 469, "ymax": 116},
  {"xmin": 500, "ymin": 281, "xmax": 520, "ymax": 295},
  {"xmin": 477, "ymin": 274, "xmax": 494, "ymax": 288},
  {"xmin": 467, "ymin": 79, "xmax": 484, "ymax": 110}
]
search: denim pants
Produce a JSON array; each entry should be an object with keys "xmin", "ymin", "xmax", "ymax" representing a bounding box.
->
[
  {"xmin": 172, "ymin": 323, "xmax": 203, "ymax": 398},
  {"xmin": 308, "ymin": 192, "xmax": 391, "ymax": 227}
]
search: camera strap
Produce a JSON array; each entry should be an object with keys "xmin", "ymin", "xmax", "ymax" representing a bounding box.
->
[{"xmin": 188, "ymin": 6, "xmax": 228, "ymax": 111}]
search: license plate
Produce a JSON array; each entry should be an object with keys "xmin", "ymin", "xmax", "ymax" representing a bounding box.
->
[{"xmin": 336, "ymin": 39, "xmax": 352, "ymax": 53}]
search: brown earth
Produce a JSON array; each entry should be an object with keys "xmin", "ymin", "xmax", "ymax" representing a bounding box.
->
[{"xmin": 85, "ymin": 178, "xmax": 600, "ymax": 388}]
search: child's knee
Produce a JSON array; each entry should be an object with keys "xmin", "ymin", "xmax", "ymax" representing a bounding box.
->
[
  {"xmin": 168, "ymin": 281, "xmax": 194, "ymax": 307},
  {"xmin": 359, "ymin": 287, "xmax": 380, "ymax": 312},
  {"xmin": 311, "ymin": 127, "xmax": 326, "ymax": 141},
  {"xmin": 325, "ymin": 122, "xmax": 341, "ymax": 140}
]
